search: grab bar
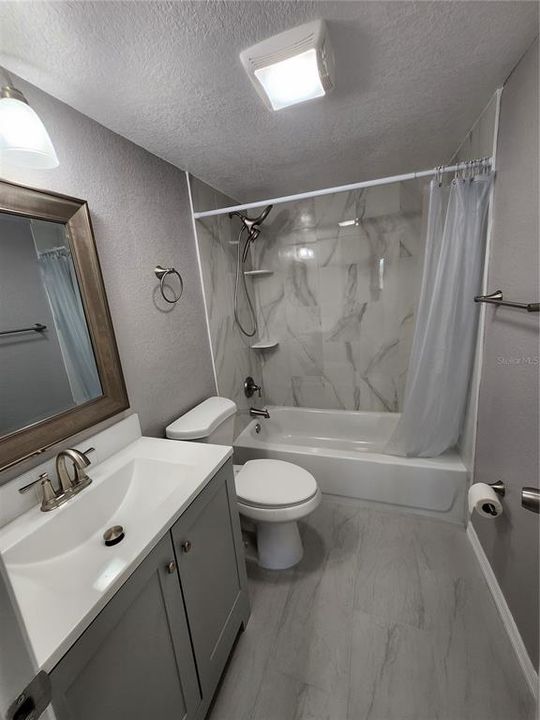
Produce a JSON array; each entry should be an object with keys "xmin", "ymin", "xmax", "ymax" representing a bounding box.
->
[
  {"xmin": 522, "ymin": 487, "xmax": 540, "ymax": 514},
  {"xmin": 0, "ymin": 323, "xmax": 47, "ymax": 337},
  {"xmin": 474, "ymin": 290, "xmax": 539, "ymax": 312}
]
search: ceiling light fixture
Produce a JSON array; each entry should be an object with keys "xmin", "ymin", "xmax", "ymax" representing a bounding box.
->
[
  {"xmin": 240, "ymin": 20, "xmax": 334, "ymax": 111},
  {"xmin": 338, "ymin": 218, "xmax": 359, "ymax": 227},
  {"xmin": 0, "ymin": 72, "xmax": 59, "ymax": 169}
]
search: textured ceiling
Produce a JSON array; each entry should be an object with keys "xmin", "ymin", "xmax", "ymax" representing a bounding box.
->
[{"xmin": 0, "ymin": 1, "xmax": 537, "ymax": 202}]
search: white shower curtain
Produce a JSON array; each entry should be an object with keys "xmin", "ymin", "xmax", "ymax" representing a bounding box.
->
[
  {"xmin": 387, "ymin": 173, "xmax": 493, "ymax": 457},
  {"xmin": 39, "ymin": 247, "xmax": 102, "ymax": 405}
]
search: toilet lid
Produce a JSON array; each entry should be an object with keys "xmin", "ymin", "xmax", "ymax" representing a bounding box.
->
[{"xmin": 235, "ymin": 459, "xmax": 318, "ymax": 508}]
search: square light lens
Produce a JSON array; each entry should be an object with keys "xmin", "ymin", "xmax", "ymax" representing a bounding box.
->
[{"xmin": 254, "ymin": 48, "xmax": 325, "ymax": 111}]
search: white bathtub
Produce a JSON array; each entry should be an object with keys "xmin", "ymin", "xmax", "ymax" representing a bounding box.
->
[{"xmin": 234, "ymin": 407, "xmax": 467, "ymax": 524}]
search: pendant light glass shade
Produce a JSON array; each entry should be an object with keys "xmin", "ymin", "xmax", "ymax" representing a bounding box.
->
[{"xmin": 0, "ymin": 94, "xmax": 59, "ymax": 169}]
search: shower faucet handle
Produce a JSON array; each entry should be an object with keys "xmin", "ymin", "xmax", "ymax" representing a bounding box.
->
[{"xmin": 244, "ymin": 376, "xmax": 261, "ymax": 398}]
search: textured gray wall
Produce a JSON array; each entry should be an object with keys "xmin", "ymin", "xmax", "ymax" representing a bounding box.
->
[
  {"xmin": 0, "ymin": 215, "xmax": 74, "ymax": 434},
  {"xmin": 0, "ymin": 75, "xmax": 215, "ymax": 480},
  {"xmin": 473, "ymin": 39, "xmax": 539, "ymax": 667}
]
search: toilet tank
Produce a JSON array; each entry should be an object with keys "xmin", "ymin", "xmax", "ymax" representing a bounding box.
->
[{"xmin": 165, "ymin": 397, "xmax": 237, "ymax": 445}]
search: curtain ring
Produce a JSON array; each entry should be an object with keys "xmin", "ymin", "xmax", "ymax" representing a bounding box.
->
[{"xmin": 154, "ymin": 265, "xmax": 184, "ymax": 304}]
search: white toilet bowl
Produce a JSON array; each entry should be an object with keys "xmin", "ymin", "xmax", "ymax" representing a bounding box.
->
[
  {"xmin": 166, "ymin": 397, "xmax": 321, "ymax": 570},
  {"xmin": 234, "ymin": 459, "xmax": 321, "ymax": 570}
]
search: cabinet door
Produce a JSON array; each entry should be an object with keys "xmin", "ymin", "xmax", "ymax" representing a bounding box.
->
[
  {"xmin": 50, "ymin": 534, "xmax": 201, "ymax": 720},
  {"xmin": 172, "ymin": 460, "xmax": 249, "ymax": 701}
]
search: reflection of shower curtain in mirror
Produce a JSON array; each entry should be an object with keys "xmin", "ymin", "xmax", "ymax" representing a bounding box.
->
[
  {"xmin": 386, "ymin": 173, "xmax": 493, "ymax": 457},
  {"xmin": 38, "ymin": 248, "xmax": 102, "ymax": 404}
]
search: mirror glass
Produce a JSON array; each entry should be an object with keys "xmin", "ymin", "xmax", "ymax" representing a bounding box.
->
[{"xmin": 0, "ymin": 212, "xmax": 102, "ymax": 437}]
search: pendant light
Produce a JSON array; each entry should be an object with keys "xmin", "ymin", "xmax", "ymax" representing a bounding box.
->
[{"xmin": 0, "ymin": 73, "xmax": 59, "ymax": 169}]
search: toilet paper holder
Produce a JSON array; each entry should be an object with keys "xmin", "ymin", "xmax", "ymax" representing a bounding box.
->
[
  {"xmin": 489, "ymin": 480, "xmax": 505, "ymax": 498},
  {"xmin": 469, "ymin": 481, "xmax": 505, "ymax": 518}
]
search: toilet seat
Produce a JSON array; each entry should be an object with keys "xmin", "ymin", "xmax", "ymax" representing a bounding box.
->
[
  {"xmin": 235, "ymin": 459, "xmax": 318, "ymax": 508},
  {"xmin": 234, "ymin": 459, "xmax": 321, "ymax": 523}
]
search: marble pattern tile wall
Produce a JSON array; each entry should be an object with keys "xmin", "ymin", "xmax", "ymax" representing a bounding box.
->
[
  {"xmin": 191, "ymin": 176, "xmax": 263, "ymax": 433},
  {"xmin": 250, "ymin": 181, "xmax": 426, "ymax": 411}
]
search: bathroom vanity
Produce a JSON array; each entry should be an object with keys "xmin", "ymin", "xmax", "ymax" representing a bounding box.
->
[{"xmin": 0, "ymin": 419, "xmax": 249, "ymax": 720}]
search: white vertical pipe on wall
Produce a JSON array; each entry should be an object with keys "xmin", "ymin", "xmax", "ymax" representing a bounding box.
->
[
  {"xmin": 185, "ymin": 171, "xmax": 219, "ymax": 395},
  {"xmin": 473, "ymin": 88, "xmax": 503, "ymax": 455},
  {"xmin": 461, "ymin": 89, "xmax": 503, "ymax": 479}
]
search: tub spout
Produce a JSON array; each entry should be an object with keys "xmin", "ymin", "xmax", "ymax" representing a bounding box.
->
[{"xmin": 250, "ymin": 407, "xmax": 270, "ymax": 419}]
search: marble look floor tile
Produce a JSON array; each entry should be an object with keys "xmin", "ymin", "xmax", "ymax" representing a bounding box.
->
[
  {"xmin": 348, "ymin": 610, "xmax": 441, "ymax": 720},
  {"xmin": 251, "ymin": 665, "xmax": 350, "ymax": 720},
  {"xmin": 208, "ymin": 566, "xmax": 293, "ymax": 720},
  {"xmin": 354, "ymin": 509, "xmax": 428, "ymax": 629},
  {"xmin": 268, "ymin": 503, "xmax": 359, "ymax": 693},
  {"xmin": 207, "ymin": 498, "xmax": 536, "ymax": 720}
]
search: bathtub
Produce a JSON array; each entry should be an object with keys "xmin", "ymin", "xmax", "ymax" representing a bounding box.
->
[{"xmin": 234, "ymin": 407, "xmax": 468, "ymax": 524}]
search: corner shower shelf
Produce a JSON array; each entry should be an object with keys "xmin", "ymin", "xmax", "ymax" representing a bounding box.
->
[
  {"xmin": 250, "ymin": 340, "xmax": 279, "ymax": 350},
  {"xmin": 243, "ymin": 269, "xmax": 273, "ymax": 277}
]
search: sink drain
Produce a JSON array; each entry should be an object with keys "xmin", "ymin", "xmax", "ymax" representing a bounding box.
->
[{"xmin": 103, "ymin": 525, "xmax": 125, "ymax": 547}]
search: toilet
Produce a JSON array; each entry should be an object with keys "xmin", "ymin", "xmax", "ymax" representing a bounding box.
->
[{"xmin": 166, "ymin": 397, "xmax": 321, "ymax": 570}]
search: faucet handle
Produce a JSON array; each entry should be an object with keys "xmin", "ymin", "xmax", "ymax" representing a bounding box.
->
[
  {"xmin": 18, "ymin": 472, "xmax": 60, "ymax": 511},
  {"xmin": 38, "ymin": 473, "xmax": 60, "ymax": 512},
  {"xmin": 76, "ymin": 447, "xmax": 94, "ymax": 477},
  {"xmin": 82, "ymin": 447, "xmax": 95, "ymax": 461},
  {"xmin": 19, "ymin": 472, "xmax": 54, "ymax": 494},
  {"xmin": 244, "ymin": 376, "xmax": 262, "ymax": 399}
]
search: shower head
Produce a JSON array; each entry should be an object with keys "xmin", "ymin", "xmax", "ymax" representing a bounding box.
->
[
  {"xmin": 253, "ymin": 204, "xmax": 273, "ymax": 226},
  {"xmin": 229, "ymin": 205, "xmax": 273, "ymax": 263},
  {"xmin": 229, "ymin": 205, "xmax": 273, "ymax": 233}
]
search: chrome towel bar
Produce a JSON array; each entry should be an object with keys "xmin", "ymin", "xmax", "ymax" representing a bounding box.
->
[
  {"xmin": 474, "ymin": 290, "xmax": 539, "ymax": 312},
  {"xmin": 0, "ymin": 322, "xmax": 47, "ymax": 337}
]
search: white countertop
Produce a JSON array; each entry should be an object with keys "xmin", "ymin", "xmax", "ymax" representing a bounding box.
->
[{"xmin": 0, "ymin": 436, "xmax": 232, "ymax": 672}]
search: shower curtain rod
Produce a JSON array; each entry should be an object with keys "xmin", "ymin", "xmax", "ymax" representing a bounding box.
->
[{"xmin": 192, "ymin": 157, "xmax": 493, "ymax": 220}]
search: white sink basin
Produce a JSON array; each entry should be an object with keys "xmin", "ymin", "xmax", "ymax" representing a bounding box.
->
[
  {"xmin": 0, "ymin": 436, "xmax": 232, "ymax": 672},
  {"xmin": 6, "ymin": 458, "xmax": 186, "ymax": 566}
]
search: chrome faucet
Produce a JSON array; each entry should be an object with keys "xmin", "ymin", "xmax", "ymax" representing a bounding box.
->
[
  {"xmin": 250, "ymin": 407, "xmax": 270, "ymax": 419},
  {"xmin": 56, "ymin": 448, "xmax": 93, "ymax": 493},
  {"xmin": 19, "ymin": 447, "xmax": 94, "ymax": 512}
]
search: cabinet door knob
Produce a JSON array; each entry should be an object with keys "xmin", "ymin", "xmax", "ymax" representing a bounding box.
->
[
  {"xmin": 166, "ymin": 561, "xmax": 177, "ymax": 574},
  {"xmin": 181, "ymin": 540, "xmax": 192, "ymax": 553}
]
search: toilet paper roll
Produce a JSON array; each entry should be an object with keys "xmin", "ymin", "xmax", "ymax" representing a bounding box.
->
[{"xmin": 468, "ymin": 483, "xmax": 503, "ymax": 519}]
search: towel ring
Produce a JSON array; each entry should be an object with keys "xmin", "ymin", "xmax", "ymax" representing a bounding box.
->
[{"xmin": 155, "ymin": 265, "xmax": 184, "ymax": 304}]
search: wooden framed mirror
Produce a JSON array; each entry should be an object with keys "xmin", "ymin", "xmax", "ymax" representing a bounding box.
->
[{"xmin": 0, "ymin": 180, "xmax": 129, "ymax": 472}]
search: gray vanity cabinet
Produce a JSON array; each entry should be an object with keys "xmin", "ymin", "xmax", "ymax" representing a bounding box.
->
[
  {"xmin": 49, "ymin": 459, "xmax": 249, "ymax": 720},
  {"xmin": 49, "ymin": 533, "xmax": 201, "ymax": 720},
  {"xmin": 171, "ymin": 459, "xmax": 250, "ymax": 706}
]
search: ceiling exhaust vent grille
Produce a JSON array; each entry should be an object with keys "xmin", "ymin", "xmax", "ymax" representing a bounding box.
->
[{"xmin": 240, "ymin": 20, "xmax": 334, "ymax": 110}]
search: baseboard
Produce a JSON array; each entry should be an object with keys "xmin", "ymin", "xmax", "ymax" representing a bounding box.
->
[{"xmin": 467, "ymin": 523, "xmax": 538, "ymax": 699}]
